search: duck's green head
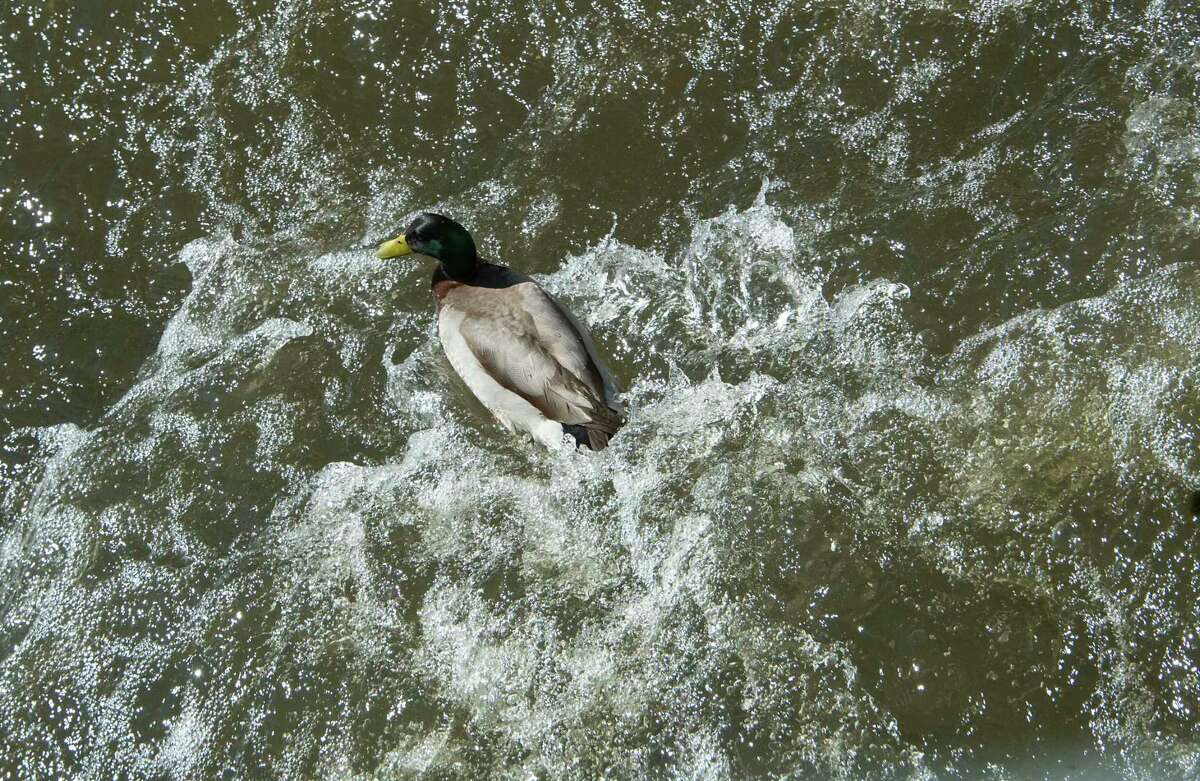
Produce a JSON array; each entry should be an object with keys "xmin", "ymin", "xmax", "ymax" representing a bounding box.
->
[{"xmin": 377, "ymin": 212, "xmax": 478, "ymax": 279}]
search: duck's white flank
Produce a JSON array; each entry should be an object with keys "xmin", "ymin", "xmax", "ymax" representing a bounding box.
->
[
  {"xmin": 438, "ymin": 305, "xmax": 567, "ymax": 449},
  {"xmin": 435, "ymin": 279, "xmax": 622, "ymax": 449}
]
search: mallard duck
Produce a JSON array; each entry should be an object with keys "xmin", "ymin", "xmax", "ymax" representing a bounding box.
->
[{"xmin": 378, "ymin": 213, "xmax": 625, "ymax": 450}]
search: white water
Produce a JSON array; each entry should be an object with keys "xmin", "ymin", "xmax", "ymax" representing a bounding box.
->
[
  {"xmin": 4, "ymin": 0, "xmax": 1200, "ymax": 777},
  {"xmin": 3, "ymin": 191, "xmax": 1198, "ymax": 777}
]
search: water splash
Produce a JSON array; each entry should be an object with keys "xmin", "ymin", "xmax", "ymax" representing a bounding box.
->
[
  {"xmin": 4, "ymin": 0, "xmax": 1200, "ymax": 778},
  {"xmin": 3, "ymin": 194, "xmax": 1199, "ymax": 777}
]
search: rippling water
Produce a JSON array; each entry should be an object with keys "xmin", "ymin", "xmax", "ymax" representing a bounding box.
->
[{"xmin": 3, "ymin": 1, "xmax": 1200, "ymax": 777}]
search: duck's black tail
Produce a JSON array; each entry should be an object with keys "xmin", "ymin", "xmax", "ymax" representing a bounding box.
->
[{"xmin": 562, "ymin": 423, "xmax": 613, "ymax": 451}]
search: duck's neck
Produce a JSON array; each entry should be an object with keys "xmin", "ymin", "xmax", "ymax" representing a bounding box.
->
[
  {"xmin": 440, "ymin": 256, "xmax": 478, "ymax": 280},
  {"xmin": 432, "ymin": 258, "xmax": 481, "ymax": 286}
]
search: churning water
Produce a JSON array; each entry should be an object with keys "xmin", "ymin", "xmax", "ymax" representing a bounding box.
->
[{"xmin": 2, "ymin": 1, "xmax": 1200, "ymax": 778}]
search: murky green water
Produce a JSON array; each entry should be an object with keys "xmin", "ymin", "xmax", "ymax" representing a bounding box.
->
[{"xmin": 3, "ymin": 1, "xmax": 1200, "ymax": 777}]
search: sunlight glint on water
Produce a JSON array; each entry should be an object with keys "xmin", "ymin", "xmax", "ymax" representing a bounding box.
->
[{"xmin": 1, "ymin": 1, "xmax": 1199, "ymax": 778}]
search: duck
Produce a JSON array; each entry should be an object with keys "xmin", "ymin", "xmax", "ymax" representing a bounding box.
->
[{"xmin": 377, "ymin": 213, "xmax": 625, "ymax": 450}]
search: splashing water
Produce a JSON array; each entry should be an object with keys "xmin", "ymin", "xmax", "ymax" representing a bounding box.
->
[{"xmin": 2, "ymin": 1, "xmax": 1199, "ymax": 778}]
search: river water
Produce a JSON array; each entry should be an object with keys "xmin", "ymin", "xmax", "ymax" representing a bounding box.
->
[{"xmin": 2, "ymin": 1, "xmax": 1199, "ymax": 778}]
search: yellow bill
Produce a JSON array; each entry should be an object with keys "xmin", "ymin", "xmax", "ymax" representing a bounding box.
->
[{"xmin": 376, "ymin": 234, "xmax": 412, "ymax": 259}]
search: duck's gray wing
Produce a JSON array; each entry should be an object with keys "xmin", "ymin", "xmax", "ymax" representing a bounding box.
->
[
  {"xmin": 517, "ymin": 285, "xmax": 625, "ymax": 419},
  {"xmin": 441, "ymin": 280, "xmax": 623, "ymax": 444}
]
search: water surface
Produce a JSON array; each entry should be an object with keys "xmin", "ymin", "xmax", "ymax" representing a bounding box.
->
[{"xmin": 2, "ymin": 1, "xmax": 1199, "ymax": 777}]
